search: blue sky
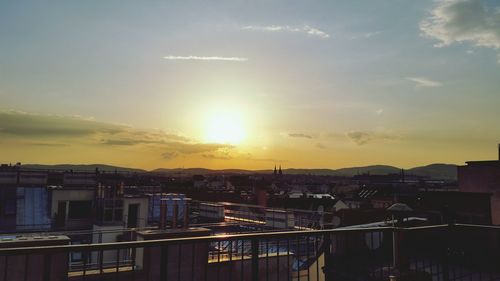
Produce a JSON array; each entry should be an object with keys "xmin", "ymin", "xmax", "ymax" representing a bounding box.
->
[{"xmin": 1, "ymin": 0, "xmax": 499, "ymax": 169}]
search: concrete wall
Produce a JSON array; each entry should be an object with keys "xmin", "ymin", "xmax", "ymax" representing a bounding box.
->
[
  {"xmin": 51, "ymin": 189, "xmax": 95, "ymax": 216},
  {"xmin": 91, "ymin": 224, "xmax": 124, "ymax": 265},
  {"xmin": 51, "ymin": 189, "xmax": 95, "ymax": 229}
]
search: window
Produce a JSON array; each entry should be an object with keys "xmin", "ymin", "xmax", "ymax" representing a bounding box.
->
[
  {"xmin": 114, "ymin": 209, "xmax": 123, "ymax": 221},
  {"xmin": 67, "ymin": 201, "xmax": 92, "ymax": 219},
  {"xmin": 71, "ymin": 241, "xmax": 83, "ymax": 262},
  {"xmin": 3, "ymin": 200, "xmax": 16, "ymax": 216}
]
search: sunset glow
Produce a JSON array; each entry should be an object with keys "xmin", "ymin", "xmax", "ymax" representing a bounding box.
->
[
  {"xmin": 1, "ymin": 0, "xmax": 499, "ymax": 170},
  {"xmin": 203, "ymin": 110, "xmax": 246, "ymax": 145}
]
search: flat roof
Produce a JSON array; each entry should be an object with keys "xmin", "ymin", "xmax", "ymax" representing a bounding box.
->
[{"xmin": 465, "ymin": 160, "xmax": 500, "ymax": 165}]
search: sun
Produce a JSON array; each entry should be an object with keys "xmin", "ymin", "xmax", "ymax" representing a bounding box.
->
[{"xmin": 203, "ymin": 110, "xmax": 246, "ymax": 144}]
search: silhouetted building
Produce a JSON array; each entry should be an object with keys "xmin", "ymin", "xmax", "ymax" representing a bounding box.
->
[{"xmin": 458, "ymin": 145, "xmax": 500, "ymax": 224}]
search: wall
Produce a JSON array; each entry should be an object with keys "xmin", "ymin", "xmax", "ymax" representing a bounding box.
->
[{"xmin": 51, "ymin": 189, "xmax": 95, "ymax": 229}]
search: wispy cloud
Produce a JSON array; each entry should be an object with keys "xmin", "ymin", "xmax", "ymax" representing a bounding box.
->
[
  {"xmin": 242, "ymin": 25, "xmax": 330, "ymax": 39},
  {"xmin": 202, "ymin": 154, "xmax": 232, "ymax": 160},
  {"xmin": 346, "ymin": 130, "xmax": 400, "ymax": 145},
  {"xmin": 288, "ymin": 133, "xmax": 313, "ymax": 139},
  {"xmin": 351, "ymin": 31, "xmax": 381, "ymax": 40},
  {"xmin": 315, "ymin": 143, "xmax": 327, "ymax": 149},
  {"xmin": 163, "ymin": 56, "xmax": 248, "ymax": 62},
  {"xmin": 406, "ymin": 77, "xmax": 443, "ymax": 87},
  {"xmin": 162, "ymin": 152, "xmax": 179, "ymax": 160}
]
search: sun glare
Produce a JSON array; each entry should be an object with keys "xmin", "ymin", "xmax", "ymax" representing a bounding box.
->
[{"xmin": 204, "ymin": 110, "xmax": 246, "ymax": 144}]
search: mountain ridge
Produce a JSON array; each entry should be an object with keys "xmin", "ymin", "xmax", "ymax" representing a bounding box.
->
[{"xmin": 17, "ymin": 163, "xmax": 458, "ymax": 180}]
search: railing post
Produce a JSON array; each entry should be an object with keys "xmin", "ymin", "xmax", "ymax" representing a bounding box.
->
[
  {"xmin": 43, "ymin": 254, "xmax": 51, "ymax": 281},
  {"xmin": 392, "ymin": 227, "xmax": 400, "ymax": 269},
  {"xmin": 393, "ymin": 227, "xmax": 409, "ymax": 274},
  {"xmin": 160, "ymin": 245, "xmax": 168, "ymax": 281},
  {"xmin": 322, "ymin": 233, "xmax": 333, "ymax": 281},
  {"xmin": 442, "ymin": 224, "xmax": 452, "ymax": 281},
  {"xmin": 251, "ymin": 238, "xmax": 259, "ymax": 281}
]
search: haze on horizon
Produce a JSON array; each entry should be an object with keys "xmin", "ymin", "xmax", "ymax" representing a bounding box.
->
[{"xmin": 1, "ymin": 0, "xmax": 500, "ymax": 170}]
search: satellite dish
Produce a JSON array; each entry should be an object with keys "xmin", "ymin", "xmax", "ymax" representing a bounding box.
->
[{"xmin": 387, "ymin": 203, "xmax": 413, "ymax": 212}]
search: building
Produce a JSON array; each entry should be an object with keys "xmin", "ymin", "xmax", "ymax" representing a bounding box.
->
[{"xmin": 458, "ymin": 145, "xmax": 500, "ymax": 224}]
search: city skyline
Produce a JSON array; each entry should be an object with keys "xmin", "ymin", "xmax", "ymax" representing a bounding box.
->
[{"xmin": 1, "ymin": 0, "xmax": 500, "ymax": 170}]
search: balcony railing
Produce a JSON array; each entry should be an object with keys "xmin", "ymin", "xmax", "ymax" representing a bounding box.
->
[{"xmin": 1, "ymin": 223, "xmax": 500, "ymax": 281}]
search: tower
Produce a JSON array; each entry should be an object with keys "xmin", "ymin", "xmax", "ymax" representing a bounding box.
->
[
  {"xmin": 274, "ymin": 165, "xmax": 277, "ymax": 175},
  {"xmin": 279, "ymin": 165, "xmax": 282, "ymax": 175}
]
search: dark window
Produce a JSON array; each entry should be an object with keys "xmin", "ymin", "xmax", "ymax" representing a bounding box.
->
[
  {"xmin": 3, "ymin": 200, "xmax": 16, "ymax": 215},
  {"xmin": 68, "ymin": 201, "xmax": 92, "ymax": 219},
  {"xmin": 104, "ymin": 209, "xmax": 113, "ymax": 221},
  {"xmin": 114, "ymin": 209, "xmax": 123, "ymax": 221}
]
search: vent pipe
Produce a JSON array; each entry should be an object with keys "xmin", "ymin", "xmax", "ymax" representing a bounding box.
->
[
  {"xmin": 172, "ymin": 198, "xmax": 179, "ymax": 229},
  {"xmin": 183, "ymin": 198, "xmax": 191, "ymax": 228},
  {"xmin": 159, "ymin": 198, "xmax": 168, "ymax": 230}
]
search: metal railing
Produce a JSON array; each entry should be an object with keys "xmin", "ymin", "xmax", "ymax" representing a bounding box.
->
[{"xmin": 1, "ymin": 224, "xmax": 500, "ymax": 281}]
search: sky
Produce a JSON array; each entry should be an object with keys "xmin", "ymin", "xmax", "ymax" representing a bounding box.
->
[{"xmin": 1, "ymin": 0, "xmax": 500, "ymax": 170}]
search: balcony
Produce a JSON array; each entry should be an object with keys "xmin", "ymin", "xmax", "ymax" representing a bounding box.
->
[{"xmin": 1, "ymin": 224, "xmax": 499, "ymax": 281}]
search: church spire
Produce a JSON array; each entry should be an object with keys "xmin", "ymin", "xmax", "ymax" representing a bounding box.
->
[{"xmin": 274, "ymin": 165, "xmax": 277, "ymax": 175}]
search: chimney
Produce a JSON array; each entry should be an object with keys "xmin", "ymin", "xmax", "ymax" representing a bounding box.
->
[
  {"xmin": 183, "ymin": 198, "xmax": 191, "ymax": 228},
  {"xmin": 159, "ymin": 198, "xmax": 168, "ymax": 230}
]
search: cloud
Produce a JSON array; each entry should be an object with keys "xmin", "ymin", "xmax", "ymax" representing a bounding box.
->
[
  {"xmin": 420, "ymin": 0, "xmax": 500, "ymax": 62},
  {"xmin": 165, "ymin": 142, "xmax": 232, "ymax": 154},
  {"xmin": 29, "ymin": 142, "xmax": 70, "ymax": 147},
  {"xmin": 406, "ymin": 77, "xmax": 443, "ymax": 87},
  {"xmin": 163, "ymin": 56, "xmax": 248, "ymax": 62},
  {"xmin": 0, "ymin": 111, "xmax": 122, "ymax": 138},
  {"xmin": 202, "ymin": 154, "xmax": 232, "ymax": 160},
  {"xmin": 242, "ymin": 25, "xmax": 330, "ymax": 39},
  {"xmin": 161, "ymin": 152, "xmax": 179, "ymax": 160},
  {"xmin": 101, "ymin": 139, "xmax": 150, "ymax": 146},
  {"xmin": 288, "ymin": 133, "xmax": 313, "ymax": 139},
  {"xmin": 346, "ymin": 131, "xmax": 400, "ymax": 145},
  {"xmin": 376, "ymin": 109, "xmax": 384, "ymax": 115},
  {"xmin": 346, "ymin": 131, "xmax": 373, "ymax": 145},
  {"xmin": 351, "ymin": 31, "xmax": 381, "ymax": 40},
  {"xmin": 315, "ymin": 143, "xmax": 327, "ymax": 149},
  {"xmin": 0, "ymin": 110, "xmax": 226, "ymax": 157}
]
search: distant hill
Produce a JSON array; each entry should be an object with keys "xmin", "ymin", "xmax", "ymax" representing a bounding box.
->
[
  {"xmin": 20, "ymin": 164, "xmax": 146, "ymax": 173},
  {"xmin": 407, "ymin": 164, "xmax": 457, "ymax": 180},
  {"xmin": 333, "ymin": 165, "xmax": 401, "ymax": 176},
  {"xmin": 151, "ymin": 168, "xmax": 261, "ymax": 175},
  {"xmin": 18, "ymin": 163, "xmax": 458, "ymax": 180},
  {"xmin": 151, "ymin": 164, "xmax": 458, "ymax": 180}
]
